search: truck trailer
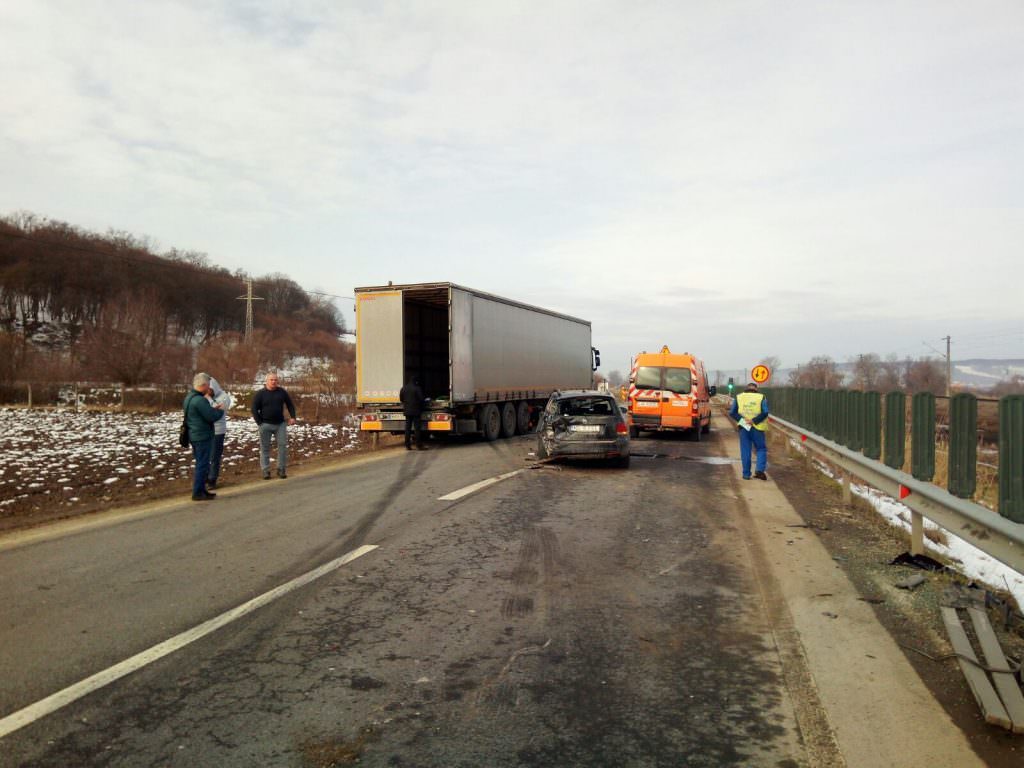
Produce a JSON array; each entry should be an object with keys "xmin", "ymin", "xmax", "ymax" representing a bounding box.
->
[{"xmin": 356, "ymin": 282, "xmax": 598, "ymax": 440}]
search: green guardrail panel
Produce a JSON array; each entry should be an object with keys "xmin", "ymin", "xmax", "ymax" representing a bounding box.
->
[
  {"xmin": 814, "ymin": 389, "xmax": 826, "ymax": 435},
  {"xmin": 830, "ymin": 389, "xmax": 842, "ymax": 443},
  {"xmin": 863, "ymin": 391, "xmax": 881, "ymax": 460},
  {"xmin": 911, "ymin": 392, "xmax": 936, "ymax": 481},
  {"xmin": 884, "ymin": 391, "xmax": 905, "ymax": 470},
  {"xmin": 848, "ymin": 390, "xmax": 864, "ymax": 452},
  {"xmin": 948, "ymin": 393, "xmax": 977, "ymax": 499},
  {"xmin": 999, "ymin": 395, "xmax": 1024, "ymax": 523}
]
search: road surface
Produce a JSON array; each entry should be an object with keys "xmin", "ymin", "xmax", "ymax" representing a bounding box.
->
[{"xmin": 0, "ymin": 418, "xmax": 986, "ymax": 766}]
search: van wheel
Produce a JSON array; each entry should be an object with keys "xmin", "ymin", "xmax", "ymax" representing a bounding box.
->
[
  {"xmin": 515, "ymin": 401, "xmax": 531, "ymax": 435},
  {"xmin": 500, "ymin": 402, "xmax": 517, "ymax": 438},
  {"xmin": 629, "ymin": 426, "xmax": 640, "ymax": 439},
  {"xmin": 690, "ymin": 424, "xmax": 702, "ymax": 442},
  {"xmin": 481, "ymin": 405, "xmax": 501, "ymax": 441},
  {"xmin": 701, "ymin": 418, "xmax": 711, "ymax": 434}
]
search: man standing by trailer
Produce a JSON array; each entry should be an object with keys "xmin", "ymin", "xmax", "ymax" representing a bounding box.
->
[
  {"xmin": 730, "ymin": 382, "xmax": 769, "ymax": 480},
  {"xmin": 252, "ymin": 372, "xmax": 297, "ymax": 479},
  {"xmin": 399, "ymin": 376, "xmax": 426, "ymax": 450}
]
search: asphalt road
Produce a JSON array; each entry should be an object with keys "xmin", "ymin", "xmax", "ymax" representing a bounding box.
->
[{"xmin": 3, "ymin": 428, "xmax": 807, "ymax": 766}]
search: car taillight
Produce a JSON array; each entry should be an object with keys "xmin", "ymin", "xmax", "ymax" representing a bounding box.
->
[
  {"xmin": 361, "ymin": 413, "xmax": 380, "ymax": 423},
  {"xmin": 616, "ymin": 422, "xmax": 628, "ymax": 435}
]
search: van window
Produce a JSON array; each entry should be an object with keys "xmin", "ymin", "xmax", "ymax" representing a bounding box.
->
[
  {"xmin": 635, "ymin": 366, "xmax": 662, "ymax": 389},
  {"xmin": 664, "ymin": 368, "xmax": 692, "ymax": 394}
]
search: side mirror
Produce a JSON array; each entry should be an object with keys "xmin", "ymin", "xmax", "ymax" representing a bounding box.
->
[
  {"xmin": 709, "ymin": 386, "xmax": 717, "ymax": 396},
  {"xmin": 592, "ymin": 347, "xmax": 601, "ymax": 372}
]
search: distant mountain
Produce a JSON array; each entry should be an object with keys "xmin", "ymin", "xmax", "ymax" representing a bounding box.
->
[{"xmin": 952, "ymin": 359, "xmax": 1024, "ymax": 387}]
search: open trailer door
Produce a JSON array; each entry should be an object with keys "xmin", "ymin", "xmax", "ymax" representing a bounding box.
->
[{"xmin": 356, "ymin": 290, "xmax": 404, "ymax": 404}]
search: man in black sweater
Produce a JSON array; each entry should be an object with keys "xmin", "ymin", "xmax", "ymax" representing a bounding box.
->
[
  {"xmin": 252, "ymin": 372, "xmax": 297, "ymax": 479},
  {"xmin": 400, "ymin": 376, "xmax": 426, "ymax": 450}
]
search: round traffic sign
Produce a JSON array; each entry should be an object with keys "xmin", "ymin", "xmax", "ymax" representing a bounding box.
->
[{"xmin": 751, "ymin": 364, "xmax": 771, "ymax": 384}]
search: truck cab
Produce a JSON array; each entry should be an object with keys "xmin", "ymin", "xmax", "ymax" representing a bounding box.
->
[{"xmin": 627, "ymin": 346, "xmax": 715, "ymax": 440}]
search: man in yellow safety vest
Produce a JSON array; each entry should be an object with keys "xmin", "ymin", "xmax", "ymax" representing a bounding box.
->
[{"xmin": 729, "ymin": 382, "xmax": 769, "ymax": 480}]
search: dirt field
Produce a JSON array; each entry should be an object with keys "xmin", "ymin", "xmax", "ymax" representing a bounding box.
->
[{"xmin": 0, "ymin": 407, "xmax": 364, "ymax": 532}]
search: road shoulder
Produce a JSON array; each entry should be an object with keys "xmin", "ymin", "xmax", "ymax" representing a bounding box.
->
[{"xmin": 715, "ymin": 414, "xmax": 984, "ymax": 768}]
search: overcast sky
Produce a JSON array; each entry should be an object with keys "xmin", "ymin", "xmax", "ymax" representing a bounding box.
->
[{"xmin": 1, "ymin": 1, "xmax": 1022, "ymax": 374}]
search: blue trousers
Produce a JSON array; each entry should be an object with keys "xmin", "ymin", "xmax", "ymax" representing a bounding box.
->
[
  {"xmin": 190, "ymin": 438, "xmax": 212, "ymax": 497},
  {"xmin": 739, "ymin": 428, "xmax": 767, "ymax": 478},
  {"xmin": 208, "ymin": 433, "xmax": 226, "ymax": 482}
]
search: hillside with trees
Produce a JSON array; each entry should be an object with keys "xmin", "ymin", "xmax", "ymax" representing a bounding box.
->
[{"xmin": 0, "ymin": 212, "xmax": 350, "ymax": 389}]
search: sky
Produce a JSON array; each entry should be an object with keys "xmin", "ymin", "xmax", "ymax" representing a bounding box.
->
[{"xmin": 1, "ymin": 0, "xmax": 1022, "ymax": 375}]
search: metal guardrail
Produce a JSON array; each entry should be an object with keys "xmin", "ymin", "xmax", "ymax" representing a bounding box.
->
[{"xmin": 770, "ymin": 414, "xmax": 1024, "ymax": 576}]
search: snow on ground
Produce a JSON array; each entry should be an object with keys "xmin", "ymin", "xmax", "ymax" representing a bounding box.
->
[
  {"xmin": 796, "ymin": 443, "xmax": 1024, "ymax": 610},
  {"xmin": 0, "ymin": 408, "xmax": 361, "ymax": 515}
]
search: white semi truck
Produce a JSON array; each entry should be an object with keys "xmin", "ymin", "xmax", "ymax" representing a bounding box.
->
[{"xmin": 356, "ymin": 282, "xmax": 599, "ymax": 440}]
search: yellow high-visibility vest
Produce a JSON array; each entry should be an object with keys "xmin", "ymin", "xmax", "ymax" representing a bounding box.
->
[{"xmin": 736, "ymin": 392, "xmax": 768, "ymax": 431}]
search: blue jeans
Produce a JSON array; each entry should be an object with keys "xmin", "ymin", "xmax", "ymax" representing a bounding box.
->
[
  {"xmin": 259, "ymin": 422, "xmax": 288, "ymax": 473},
  {"xmin": 739, "ymin": 428, "xmax": 767, "ymax": 478},
  {"xmin": 208, "ymin": 433, "xmax": 226, "ymax": 483},
  {"xmin": 190, "ymin": 438, "xmax": 212, "ymax": 497}
]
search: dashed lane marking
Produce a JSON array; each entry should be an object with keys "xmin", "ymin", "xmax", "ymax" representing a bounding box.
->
[
  {"xmin": 438, "ymin": 470, "xmax": 524, "ymax": 501},
  {"xmin": 0, "ymin": 544, "xmax": 379, "ymax": 740}
]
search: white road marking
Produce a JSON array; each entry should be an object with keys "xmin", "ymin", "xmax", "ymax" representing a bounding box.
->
[
  {"xmin": 0, "ymin": 544, "xmax": 379, "ymax": 740},
  {"xmin": 438, "ymin": 470, "xmax": 524, "ymax": 501}
]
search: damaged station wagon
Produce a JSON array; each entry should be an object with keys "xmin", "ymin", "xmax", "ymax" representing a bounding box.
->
[{"xmin": 535, "ymin": 390, "xmax": 631, "ymax": 468}]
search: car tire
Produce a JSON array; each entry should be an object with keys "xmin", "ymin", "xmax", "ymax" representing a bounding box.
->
[
  {"xmin": 629, "ymin": 426, "xmax": 640, "ymax": 439},
  {"xmin": 500, "ymin": 402, "xmax": 517, "ymax": 438},
  {"xmin": 691, "ymin": 423, "xmax": 702, "ymax": 442},
  {"xmin": 481, "ymin": 404, "xmax": 501, "ymax": 441},
  {"xmin": 612, "ymin": 455, "xmax": 631, "ymax": 469},
  {"xmin": 701, "ymin": 418, "xmax": 711, "ymax": 434},
  {"xmin": 515, "ymin": 401, "xmax": 531, "ymax": 435}
]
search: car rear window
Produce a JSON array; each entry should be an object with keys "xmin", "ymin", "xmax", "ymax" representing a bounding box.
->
[{"xmin": 558, "ymin": 397, "xmax": 616, "ymax": 416}]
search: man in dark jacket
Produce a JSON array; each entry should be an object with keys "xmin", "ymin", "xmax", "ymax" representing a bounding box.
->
[
  {"xmin": 252, "ymin": 372, "xmax": 297, "ymax": 479},
  {"xmin": 184, "ymin": 372, "xmax": 225, "ymax": 501},
  {"xmin": 399, "ymin": 376, "xmax": 426, "ymax": 450}
]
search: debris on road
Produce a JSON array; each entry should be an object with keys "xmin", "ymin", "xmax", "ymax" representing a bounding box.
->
[
  {"xmin": 890, "ymin": 552, "xmax": 947, "ymax": 572},
  {"xmin": 896, "ymin": 574, "xmax": 927, "ymax": 591}
]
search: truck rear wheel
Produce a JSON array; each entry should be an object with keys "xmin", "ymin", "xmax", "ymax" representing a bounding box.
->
[
  {"xmin": 481, "ymin": 404, "xmax": 501, "ymax": 441},
  {"xmin": 500, "ymin": 403, "xmax": 517, "ymax": 438},
  {"xmin": 515, "ymin": 401, "xmax": 531, "ymax": 435}
]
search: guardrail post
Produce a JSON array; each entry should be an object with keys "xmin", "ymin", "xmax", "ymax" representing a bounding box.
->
[
  {"xmin": 863, "ymin": 391, "xmax": 881, "ymax": 460},
  {"xmin": 999, "ymin": 395, "xmax": 1024, "ymax": 523},
  {"xmin": 948, "ymin": 393, "xmax": 977, "ymax": 499},
  {"xmin": 884, "ymin": 391, "xmax": 905, "ymax": 470},
  {"xmin": 910, "ymin": 511, "xmax": 925, "ymax": 555},
  {"xmin": 911, "ymin": 393, "xmax": 936, "ymax": 481}
]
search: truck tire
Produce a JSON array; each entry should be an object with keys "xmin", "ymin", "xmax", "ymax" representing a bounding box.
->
[
  {"xmin": 515, "ymin": 401, "xmax": 531, "ymax": 435},
  {"xmin": 481, "ymin": 404, "xmax": 501, "ymax": 441},
  {"xmin": 500, "ymin": 402, "xmax": 517, "ymax": 438}
]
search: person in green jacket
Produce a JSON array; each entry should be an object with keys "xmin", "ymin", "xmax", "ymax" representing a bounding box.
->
[{"xmin": 183, "ymin": 372, "xmax": 224, "ymax": 501}]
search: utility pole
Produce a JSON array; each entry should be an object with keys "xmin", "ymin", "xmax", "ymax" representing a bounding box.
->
[
  {"xmin": 236, "ymin": 278, "xmax": 264, "ymax": 344},
  {"xmin": 943, "ymin": 335, "xmax": 952, "ymax": 397}
]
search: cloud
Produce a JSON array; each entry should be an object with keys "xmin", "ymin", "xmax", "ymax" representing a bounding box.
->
[{"xmin": 1, "ymin": 1, "xmax": 1022, "ymax": 371}]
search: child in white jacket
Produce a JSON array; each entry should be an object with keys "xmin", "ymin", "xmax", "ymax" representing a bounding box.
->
[{"xmin": 207, "ymin": 377, "xmax": 233, "ymax": 489}]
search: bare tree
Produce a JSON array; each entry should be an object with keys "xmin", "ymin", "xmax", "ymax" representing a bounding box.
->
[
  {"xmin": 903, "ymin": 357, "xmax": 945, "ymax": 395},
  {"xmin": 789, "ymin": 356, "xmax": 844, "ymax": 389},
  {"xmin": 849, "ymin": 353, "xmax": 882, "ymax": 391},
  {"xmin": 877, "ymin": 354, "xmax": 902, "ymax": 392}
]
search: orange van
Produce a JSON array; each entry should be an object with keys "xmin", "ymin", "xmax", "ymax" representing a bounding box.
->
[{"xmin": 627, "ymin": 346, "xmax": 716, "ymax": 440}]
